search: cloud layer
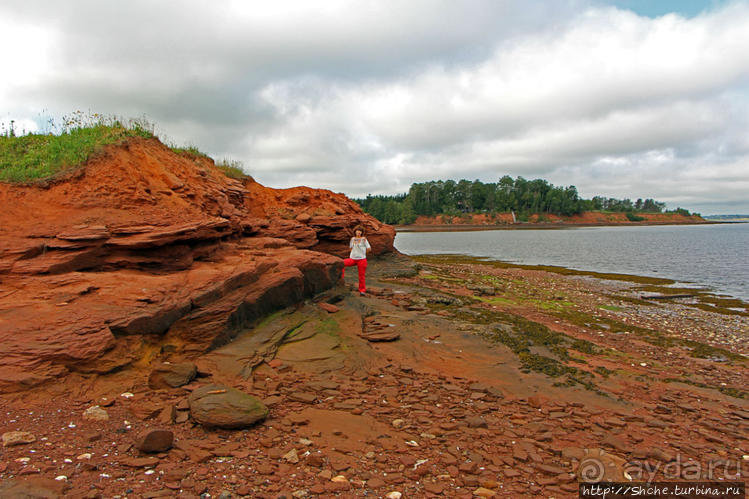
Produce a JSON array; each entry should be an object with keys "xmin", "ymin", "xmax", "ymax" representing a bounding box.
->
[{"xmin": 1, "ymin": 0, "xmax": 748, "ymax": 213}]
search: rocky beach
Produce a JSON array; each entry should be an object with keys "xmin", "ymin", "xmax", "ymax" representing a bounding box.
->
[{"xmin": 1, "ymin": 138, "xmax": 747, "ymax": 498}]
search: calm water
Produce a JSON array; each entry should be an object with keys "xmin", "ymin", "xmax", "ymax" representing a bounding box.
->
[{"xmin": 395, "ymin": 223, "xmax": 749, "ymax": 302}]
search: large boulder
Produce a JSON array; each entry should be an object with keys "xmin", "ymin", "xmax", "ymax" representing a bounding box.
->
[{"xmin": 188, "ymin": 384, "xmax": 268, "ymax": 428}]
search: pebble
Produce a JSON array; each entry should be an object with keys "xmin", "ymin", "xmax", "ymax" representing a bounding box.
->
[
  {"xmin": 465, "ymin": 416, "xmax": 488, "ymax": 428},
  {"xmin": 283, "ymin": 448, "xmax": 300, "ymax": 464},
  {"xmin": 82, "ymin": 406, "xmax": 109, "ymax": 421},
  {"xmin": 2, "ymin": 431, "xmax": 36, "ymax": 447}
]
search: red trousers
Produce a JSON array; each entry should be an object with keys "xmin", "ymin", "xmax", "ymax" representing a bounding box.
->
[{"xmin": 342, "ymin": 258, "xmax": 367, "ymax": 293}]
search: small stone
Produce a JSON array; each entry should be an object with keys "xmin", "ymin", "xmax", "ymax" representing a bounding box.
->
[
  {"xmin": 536, "ymin": 463, "xmax": 567, "ymax": 475},
  {"xmin": 318, "ymin": 302, "xmax": 340, "ymax": 313},
  {"xmin": 367, "ymin": 477, "xmax": 386, "ymax": 488},
  {"xmin": 385, "ymin": 492, "xmax": 402, "ymax": 499},
  {"xmin": 236, "ymin": 485, "xmax": 252, "ymax": 495},
  {"xmin": 647, "ymin": 447, "xmax": 674, "ymax": 462},
  {"xmin": 459, "ymin": 461, "xmax": 479, "ymax": 474},
  {"xmin": 256, "ymin": 464, "xmax": 275, "ymax": 475},
  {"xmin": 465, "ymin": 416, "xmax": 488, "ymax": 428},
  {"xmin": 473, "ymin": 487, "xmax": 496, "ymax": 497},
  {"xmin": 392, "ymin": 419, "xmax": 405, "ymax": 428},
  {"xmin": 136, "ymin": 429, "xmax": 174, "ymax": 453},
  {"xmin": 84, "ymin": 432, "xmax": 102, "ymax": 442},
  {"xmin": 82, "ymin": 406, "xmax": 109, "ymax": 421},
  {"xmin": 157, "ymin": 405, "xmax": 176, "ymax": 425},
  {"xmin": 424, "ymin": 482, "xmax": 445, "ymax": 494},
  {"xmin": 120, "ymin": 457, "xmax": 160, "ymax": 468},
  {"xmin": 2, "ymin": 431, "xmax": 36, "ymax": 447},
  {"xmin": 148, "ymin": 362, "xmax": 198, "ymax": 390},
  {"xmin": 527, "ymin": 395, "xmax": 545, "ymax": 408},
  {"xmin": 283, "ymin": 448, "xmax": 300, "ymax": 464},
  {"xmin": 288, "ymin": 392, "xmax": 317, "ymax": 404}
]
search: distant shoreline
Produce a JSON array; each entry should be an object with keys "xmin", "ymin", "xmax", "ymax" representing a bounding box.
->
[{"xmin": 395, "ymin": 219, "xmax": 739, "ymax": 232}]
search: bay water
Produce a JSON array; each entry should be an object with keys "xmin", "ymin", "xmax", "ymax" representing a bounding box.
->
[{"xmin": 394, "ymin": 223, "xmax": 749, "ymax": 302}]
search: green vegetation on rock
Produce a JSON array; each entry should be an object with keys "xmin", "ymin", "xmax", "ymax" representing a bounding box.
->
[
  {"xmin": 0, "ymin": 118, "xmax": 153, "ymax": 182},
  {"xmin": 1, "ymin": 112, "xmax": 248, "ymax": 183}
]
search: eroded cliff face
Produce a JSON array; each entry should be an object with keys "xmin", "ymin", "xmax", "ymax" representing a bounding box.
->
[{"xmin": 0, "ymin": 137, "xmax": 394, "ymax": 392}]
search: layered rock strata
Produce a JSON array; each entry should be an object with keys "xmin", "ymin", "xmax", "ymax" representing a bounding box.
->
[{"xmin": 0, "ymin": 137, "xmax": 393, "ymax": 392}]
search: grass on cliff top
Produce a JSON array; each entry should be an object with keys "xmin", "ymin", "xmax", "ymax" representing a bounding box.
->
[
  {"xmin": 0, "ymin": 113, "xmax": 249, "ymax": 183},
  {"xmin": 0, "ymin": 119, "xmax": 154, "ymax": 183}
]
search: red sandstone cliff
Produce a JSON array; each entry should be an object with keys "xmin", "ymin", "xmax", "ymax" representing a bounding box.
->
[
  {"xmin": 409, "ymin": 211, "xmax": 705, "ymax": 227},
  {"xmin": 0, "ymin": 137, "xmax": 394, "ymax": 392}
]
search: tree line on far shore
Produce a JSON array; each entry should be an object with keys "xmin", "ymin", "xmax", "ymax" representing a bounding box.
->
[{"xmin": 354, "ymin": 176, "xmax": 697, "ymax": 225}]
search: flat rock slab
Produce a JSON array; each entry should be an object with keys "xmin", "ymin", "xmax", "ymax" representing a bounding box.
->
[
  {"xmin": 295, "ymin": 407, "xmax": 411, "ymax": 453},
  {"xmin": 0, "ymin": 477, "xmax": 68, "ymax": 498},
  {"xmin": 275, "ymin": 329, "xmax": 341, "ymax": 362},
  {"xmin": 148, "ymin": 362, "xmax": 197, "ymax": 389},
  {"xmin": 198, "ymin": 305, "xmax": 377, "ymax": 379},
  {"xmin": 2, "ymin": 431, "xmax": 36, "ymax": 447}
]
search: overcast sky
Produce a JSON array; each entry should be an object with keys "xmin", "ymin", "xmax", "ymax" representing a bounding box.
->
[{"xmin": 1, "ymin": 1, "xmax": 748, "ymax": 214}]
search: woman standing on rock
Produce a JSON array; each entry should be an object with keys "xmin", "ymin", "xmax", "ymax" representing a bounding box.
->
[{"xmin": 343, "ymin": 225, "xmax": 371, "ymax": 295}]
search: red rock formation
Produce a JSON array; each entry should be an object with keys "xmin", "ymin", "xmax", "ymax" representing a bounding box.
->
[{"xmin": 0, "ymin": 137, "xmax": 393, "ymax": 392}]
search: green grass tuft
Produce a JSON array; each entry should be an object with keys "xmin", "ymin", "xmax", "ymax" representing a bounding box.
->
[
  {"xmin": 0, "ymin": 115, "xmax": 154, "ymax": 183},
  {"xmin": 215, "ymin": 158, "xmax": 250, "ymax": 180},
  {"xmin": 168, "ymin": 144, "xmax": 209, "ymax": 158},
  {"xmin": 1, "ymin": 112, "xmax": 251, "ymax": 184}
]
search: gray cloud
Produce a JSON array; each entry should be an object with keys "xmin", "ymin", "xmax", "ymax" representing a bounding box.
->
[{"xmin": 1, "ymin": 0, "xmax": 748, "ymax": 214}]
